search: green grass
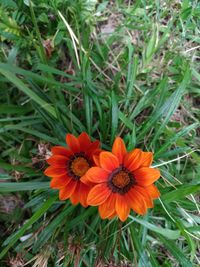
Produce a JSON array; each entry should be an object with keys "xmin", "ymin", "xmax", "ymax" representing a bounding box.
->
[{"xmin": 0, "ymin": 0, "xmax": 200, "ymax": 266}]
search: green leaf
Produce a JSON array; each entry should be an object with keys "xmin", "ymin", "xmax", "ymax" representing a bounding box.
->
[
  {"xmin": 125, "ymin": 43, "xmax": 138, "ymax": 109},
  {"xmin": 0, "ymin": 195, "xmax": 57, "ymax": 259},
  {"xmin": 155, "ymin": 123, "xmax": 198, "ymax": 158},
  {"xmin": 32, "ymin": 204, "xmax": 75, "ymax": 252},
  {"xmin": 0, "ymin": 182, "xmax": 49, "ymax": 192},
  {"xmin": 144, "ymin": 24, "xmax": 157, "ymax": 64},
  {"xmin": 119, "ymin": 111, "xmax": 135, "ymax": 130},
  {"xmin": 128, "ymin": 216, "xmax": 180, "ymax": 239},
  {"xmin": 84, "ymin": 93, "xmax": 92, "ymax": 135},
  {"xmin": 158, "ymin": 235, "xmax": 193, "ymax": 267},
  {"xmin": 0, "ymin": 104, "xmax": 31, "ymax": 114},
  {"xmin": 0, "ymin": 160, "xmax": 35, "ymax": 174},
  {"xmin": 152, "ymin": 66, "xmax": 191, "ymax": 143},
  {"xmin": 175, "ymin": 219, "xmax": 196, "ymax": 261},
  {"xmin": 110, "ymin": 91, "xmax": 118, "ymax": 143},
  {"xmin": 161, "ymin": 184, "xmax": 200, "ymax": 203},
  {"xmin": 0, "ymin": 125, "xmax": 59, "ymax": 144},
  {"xmin": 192, "ymin": 68, "xmax": 200, "ymax": 82},
  {"xmin": 129, "ymin": 223, "xmax": 151, "ymax": 266},
  {"xmin": 0, "ymin": 68, "xmax": 57, "ymax": 118}
]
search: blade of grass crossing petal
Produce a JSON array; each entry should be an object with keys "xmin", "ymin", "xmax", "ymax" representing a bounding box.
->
[{"xmin": 0, "ymin": 195, "xmax": 57, "ymax": 259}]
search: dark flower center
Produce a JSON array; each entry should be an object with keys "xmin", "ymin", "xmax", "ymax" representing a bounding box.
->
[
  {"xmin": 67, "ymin": 153, "xmax": 91, "ymax": 180},
  {"xmin": 108, "ymin": 165, "xmax": 135, "ymax": 195}
]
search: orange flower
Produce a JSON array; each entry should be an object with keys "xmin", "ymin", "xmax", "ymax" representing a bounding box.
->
[
  {"xmin": 82, "ymin": 137, "xmax": 160, "ymax": 221},
  {"xmin": 44, "ymin": 132, "xmax": 100, "ymax": 207}
]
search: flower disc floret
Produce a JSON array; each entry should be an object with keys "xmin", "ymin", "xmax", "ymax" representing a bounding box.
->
[
  {"xmin": 67, "ymin": 153, "xmax": 91, "ymax": 180},
  {"xmin": 108, "ymin": 166, "xmax": 135, "ymax": 195}
]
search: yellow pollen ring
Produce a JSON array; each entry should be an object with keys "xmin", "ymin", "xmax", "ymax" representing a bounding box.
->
[
  {"xmin": 71, "ymin": 157, "xmax": 90, "ymax": 177},
  {"xmin": 112, "ymin": 171, "xmax": 130, "ymax": 189}
]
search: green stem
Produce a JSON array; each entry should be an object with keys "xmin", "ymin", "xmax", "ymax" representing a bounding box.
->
[
  {"xmin": 117, "ymin": 220, "xmax": 122, "ymax": 267},
  {"xmin": 28, "ymin": 0, "xmax": 47, "ymax": 64}
]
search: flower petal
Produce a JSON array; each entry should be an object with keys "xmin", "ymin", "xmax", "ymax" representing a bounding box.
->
[
  {"xmin": 51, "ymin": 146, "xmax": 72, "ymax": 157},
  {"xmin": 107, "ymin": 211, "xmax": 117, "ymax": 220},
  {"xmin": 59, "ymin": 180, "xmax": 78, "ymax": 200},
  {"xmin": 115, "ymin": 194, "xmax": 130, "ymax": 222},
  {"xmin": 123, "ymin": 149, "xmax": 143, "ymax": 171},
  {"xmin": 98, "ymin": 193, "xmax": 116, "ymax": 219},
  {"xmin": 112, "ymin": 137, "xmax": 127, "ymax": 164},
  {"xmin": 145, "ymin": 184, "xmax": 160, "ymax": 199},
  {"xmin": 93, "ymin": 154, "xmax": 101, "ymax": 167},
  {"xmin": 44, "ymin": 166, "xmax": 66, "ymax": 177},
  {"xmin": 66, "ymin": 134, "xmax": 80, "ymax": 153},
  {"xmin": 134, "ymin": 167, "xmax": 160, "ymax": 186},
  {"xmin": 78, "ymin": 132, "xmax": 91, "ymax": 150},
  {"xmin": 78, "ymin": 183, "xmax": 90, "ymax": 207},
  {"xmin": 126, "ymin": 188, "xmax": 147, "ymax": 215},
  {"xmin": 140, "ymin": 152, "xmax": 153, "ymax": 167},
  {"xmin": 87, "ymin": 184, "xmax": 111, "ymax": 206},
  {"xmin": 70, "ymin": 183, "xmax": 80, "ymax": 205},
  {"xmin": 80, "ymin": 174, "xmax": 94, "ymax": 186},
  {"xmin": 100, "ymin": 152, "xmax": 119, "ymax": 172},
  {"xmin": 83, "ymin": 167, "xmax": 109, "ymax": 184},
  {"xmin": 47, "ymin": 155, "xmax": 68, "ymax": 166},
  {"xmin": 134, "ymin": 185, "xmax": 153, "ymax": 208},
  {"xmin": 86, "ymin": 140, "xmax": 100, "ymax": 157},
  {"xmin": 50, "ymin": 175, "xmax": 71, "ymax": 189}
]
